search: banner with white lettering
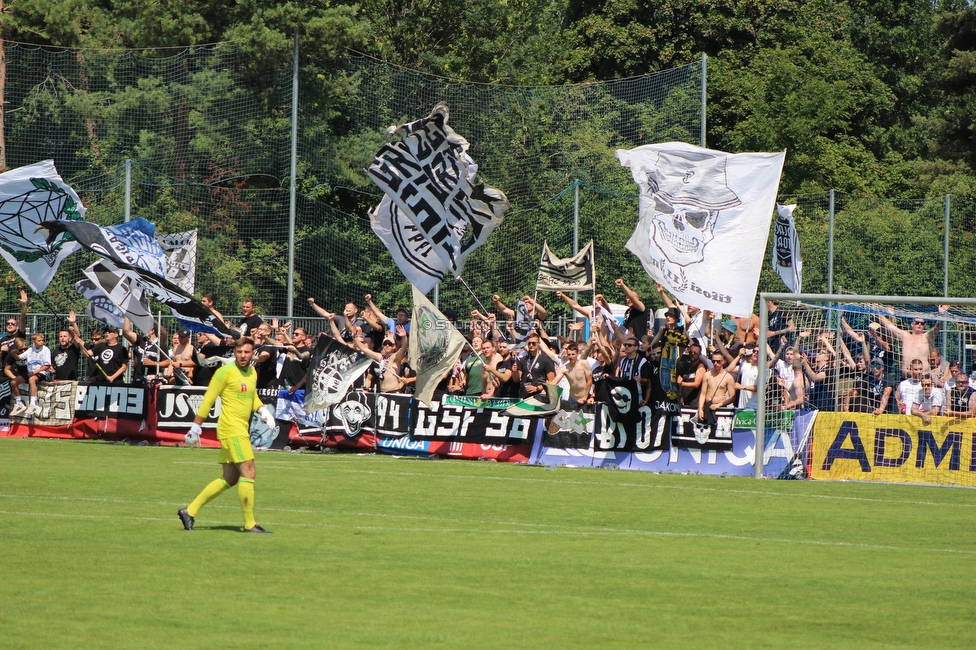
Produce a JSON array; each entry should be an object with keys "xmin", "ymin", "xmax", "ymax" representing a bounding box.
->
[
  {"xmin": 617, "ymin": 142, "xmax": 785, "ymax": 317},
  {"xmin": 322, "ymin": 392, "xmax": 413, "ymax": 438},
  {"xmin": 670, "ymin": 406, "xmax": 735, "ymax": 451},
  {"xmin": 7, "ymin": 380, "xmax": 77, "ymax": 426},
  {"xmin": 74, "ymin": 383, "xmax": 148, "ymax": 420},
  {"xmin": 410, "ymin": 398, "xmax": 539, "ymax": 446},
  {"xmin": 156, "ymin": 385, "xmax": 218, "ymax": 429},
  {"xmin": 593, "ymin": 383, "xmax": 673, "ymax": 453}
]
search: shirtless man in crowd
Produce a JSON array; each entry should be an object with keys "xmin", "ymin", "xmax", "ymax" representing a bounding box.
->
[
  {"xmin": 879, "ymin": 306, "xmax": 946, "ymax": 378},
  {"xmin": 698, "ymin": 351, "xmax": 737, "ymax": 428},
  {"xmin": 553, "ymin": 341, "xmax": 593, "ymax": 410}
]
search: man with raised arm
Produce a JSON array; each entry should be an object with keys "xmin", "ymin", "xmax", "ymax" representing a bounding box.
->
[
  {"xmin": 614, "ymin": 278, "xmax": 648, "ymax": 340},
  {"xmin": 878, "ymin": 307, "xmax": 946, "ymax": 378},
  {"xmin": 179, "ymin": 336, "xmax": 276, "ymax": 534},
  {"xmin": 0, "ymin": 289, "xmax": 28, "ymax": 370}
]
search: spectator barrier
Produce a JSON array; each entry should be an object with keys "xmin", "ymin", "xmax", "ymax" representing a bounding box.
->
[{"xmin": 2, "ymin": 380, "xmax": 814, "ymax": 479}]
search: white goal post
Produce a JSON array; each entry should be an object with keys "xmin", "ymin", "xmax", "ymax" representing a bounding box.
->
[{"xmin": 756, "ymin": 292, "xmax": 976, "ymax": 482}]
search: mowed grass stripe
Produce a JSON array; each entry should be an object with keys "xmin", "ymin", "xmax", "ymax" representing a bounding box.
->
[
  {"xmin": 3, "ymin": 507, "xmax": 974, "ymax": 557},
  {"xmin": 177, "ymin": 458, "xmax": 976, "ymax": 508}
]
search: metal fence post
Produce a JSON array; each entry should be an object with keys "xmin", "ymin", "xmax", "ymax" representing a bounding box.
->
[
  {"xmin": 755, "ymin": 298, "xmax": 769, "ymax": 479},
  {"xmin": 944, "ymin": 194, "xmax": 951, "ymax": 298},
  {"xmin": 700, "ymin": 54, "xmax": 707, "ymax": 148},
  {"xmin": 286, "ymin": 31, "xmax": 299, "ymax": 318},
  {"xmin": 124, "ymin": 159, "xmax": 132, "ymax": 223},
  {"xmin": 573, "ymin": 181, "xmax": 580, "ymax": 305},
  {"xmin": 827, "ymin": 189, "xmax": 835, "ymax": 296}
]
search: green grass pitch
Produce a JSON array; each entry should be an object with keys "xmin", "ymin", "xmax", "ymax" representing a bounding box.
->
[{"xmin": 2, "ymin": 437, "xmax": 975, "ymax": 649}]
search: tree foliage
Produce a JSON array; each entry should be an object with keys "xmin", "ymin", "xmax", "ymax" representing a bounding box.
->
[{"xmin": 1, "ymin": 0, "xmax": 974, "ymax": 318}]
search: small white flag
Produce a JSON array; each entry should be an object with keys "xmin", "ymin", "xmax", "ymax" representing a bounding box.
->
[
  {"xmin": 536, "ymin": 240, "xmax": 596, "ymax": 292},
  {"xmin": 771, "ymin": 204, "xmax": 802, "ymax": 293}
]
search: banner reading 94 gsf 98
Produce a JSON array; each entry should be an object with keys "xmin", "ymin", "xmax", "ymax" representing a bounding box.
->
[
  {"xmin": 410, "ymin": 399, "xmax": 541, "ymax": 446},
  {"xmin": 812, "ymin": 412, "xmax": 976, "ymax": 486}
]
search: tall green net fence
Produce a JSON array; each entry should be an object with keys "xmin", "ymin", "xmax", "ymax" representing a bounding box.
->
[
  {"xmin": 2, "ymin": 42, "xmax": 973, "ymax": 334},
  {"xmin": 0, "ymin": 42, "xmax": 703, "ymax": 321}
]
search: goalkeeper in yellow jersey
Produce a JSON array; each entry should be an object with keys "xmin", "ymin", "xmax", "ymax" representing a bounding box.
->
[{"xmin": 178, "ymin": 337, "xmax": 276, "ymax": 534}]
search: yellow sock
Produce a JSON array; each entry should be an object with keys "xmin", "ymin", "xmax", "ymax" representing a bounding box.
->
[
  {"xmin": 187, "ymin": 478, "xmax": 230, "ymax": 517},
  {"xmin": 238, "ymin": 478, "xmax": 256, "ymax": 529}
]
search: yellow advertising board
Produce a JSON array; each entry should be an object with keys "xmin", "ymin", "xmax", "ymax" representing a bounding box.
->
[{"xmin": 811, "ymin": 412, "xmax": 976, "ymax": 486}]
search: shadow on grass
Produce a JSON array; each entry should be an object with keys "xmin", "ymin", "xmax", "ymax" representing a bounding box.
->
[{"xmin": 195, "ymin": 525, "xmax": 244, "ymax": 532}]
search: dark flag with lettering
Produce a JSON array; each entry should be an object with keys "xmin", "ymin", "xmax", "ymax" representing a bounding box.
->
[
  {"xmin": 367, "ymin": 103, "xmax": 510, "ymax": 280},
  {"xmin": 593, "ymin": 377, "xmax": 669, "ymax": 452},
  {"xmin": 771, "ymin": 203, "xmax": 802, "ymax": 293},
  {"xmin": 536, "ymin": 240, "xmax": 595, "ymax": 292},
  {"xmin": 304, "ymin": 334, "xmax": 372, "ymax": 413}
]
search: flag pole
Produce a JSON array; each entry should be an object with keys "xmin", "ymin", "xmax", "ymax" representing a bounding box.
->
[{"xmin": 455, "ymin": 275, "xmax": 491, "ymax": 316}]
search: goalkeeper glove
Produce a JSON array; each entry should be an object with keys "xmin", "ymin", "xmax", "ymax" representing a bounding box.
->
[{"xmin": 257, "ymin": 405, "xmax": 275, "ymax": 429}]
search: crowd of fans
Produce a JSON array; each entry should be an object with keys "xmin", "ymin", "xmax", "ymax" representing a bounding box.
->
[{"xmin": 2, "ymin": 282, "xmax": 970, "ymax": 427}]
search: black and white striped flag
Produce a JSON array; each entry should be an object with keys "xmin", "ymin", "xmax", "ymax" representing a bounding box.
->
[
  {"xmin": 535, "ymin": 240, "xmax": 595, "ymax": 292},
  {"xmin": 771, "ymin": 203, "xmax": 802, "ymax": 293},
  {"xmin": 367, "ymin": 103, "xmax": 509, "ymax": 283}
]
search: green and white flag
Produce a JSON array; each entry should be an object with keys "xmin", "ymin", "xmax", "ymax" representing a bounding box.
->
[
  {"xmin": 410, "ymin": 284, "xmax": 466, "ymax": 406},
  {"xmin": 0, "ymin": 160, "xmax": 85, "ymax": 292}
]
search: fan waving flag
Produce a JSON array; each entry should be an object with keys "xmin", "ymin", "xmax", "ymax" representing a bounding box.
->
[
  {"xmin": 74, "ymin": 278, "xmax": 126, "ymax": 329},
  {"xmin": 367, "ymin": 103, "xmax": 510, "ymax": 282},
  {"xmin": 0, "ymin": 160, "xmax": 85, "ymax": 292},
  {"xmin": 303, "ymin": 334, "xmax": 372, "ymax": 413},
  {"xmin": 410, "ymin": 284, "xmax": 466, "ymax": 406},
  {"xmin": 536, "ymin": 240, "xmax": 595, "ymax": 292},
  {"xmin": 81, "ymin": 260, "xmax": 154, "ymax": 333},
  {"xmin": 771, "ymin": 204, "xmax": 802, "ymax": 293},
  {"xmin": 41, "ymin": 218, "xmax": 234, "ymax": 337},
  {"xmin": 617, "ymin": 142, "xmax": 785, "ymax": 317}
]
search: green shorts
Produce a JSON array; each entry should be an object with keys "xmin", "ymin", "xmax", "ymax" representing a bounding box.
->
[{"xmin": 217, "ymin": 436, "xmax": 254, "ymax": 464}]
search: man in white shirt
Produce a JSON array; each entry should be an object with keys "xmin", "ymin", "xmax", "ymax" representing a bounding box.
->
[
  {"xmin": 896, "ymin": 358, "xmax": 925, "ymax": 414},
  {"xmin": 15, "ymin": 332, "xmax": 53, "ymax": 418},
  {"xmin": 736, "ymin": 345, "xmax": 760, "ymax": 410},
  {"xmin": 909, "ymin": 376, "xmax": 944, "ymax": 426}
]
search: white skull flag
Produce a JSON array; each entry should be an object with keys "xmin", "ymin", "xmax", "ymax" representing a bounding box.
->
[
  {"xmin": 0, "ymin": 160, "xmax": 84, "ymax": 292},
  {"xmin": 367, "ymin": 103, "xmax": 510, "ymax": 279},
  {"xmin": 616, "ymin": 142, "xmax": 786, "ymax": 317}
]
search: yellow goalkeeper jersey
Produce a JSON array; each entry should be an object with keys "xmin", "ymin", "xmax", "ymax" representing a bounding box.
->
[{"xmin": 196, "ymin": 363, "xmax": 264, "ymax": 440}]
